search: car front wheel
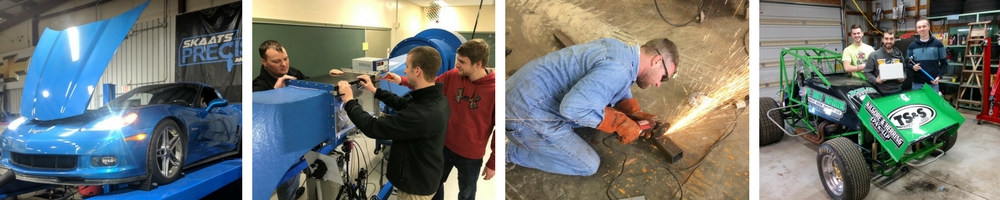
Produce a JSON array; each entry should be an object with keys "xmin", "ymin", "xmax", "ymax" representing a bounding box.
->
[{"xmin": 146, "ymin": 119, "xmax": 188, "ymax": 185}]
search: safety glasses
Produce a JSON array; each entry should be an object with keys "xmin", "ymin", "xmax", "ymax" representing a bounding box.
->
[{"xmin": 656, "ymin": 49, "xmax": 677, "ymax": 82}]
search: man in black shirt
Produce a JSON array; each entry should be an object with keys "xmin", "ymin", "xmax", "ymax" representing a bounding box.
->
[
  {"xmin": 337, "ymin": 46, "xmax": 449, "ymax": 200},
  {"xmin": 252, "ymin": 40, "xmax": 344, "ymax": 91}
]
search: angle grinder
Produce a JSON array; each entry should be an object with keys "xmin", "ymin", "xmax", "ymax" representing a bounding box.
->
[{"xmin": 637, "ymin": 119, "xmax": 684, "ymax": 164}]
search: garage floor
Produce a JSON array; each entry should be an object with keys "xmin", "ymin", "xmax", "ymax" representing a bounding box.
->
[
  {"xmin": 505, "ymin": 0, "xmax": 750, "ymax": 199},
  {"xmin": 760, "ymin": 111, "xmax": 1000, "ymax": 199}
]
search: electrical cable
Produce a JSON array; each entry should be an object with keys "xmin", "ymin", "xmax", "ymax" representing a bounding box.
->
[
  {"xmin": 663, "ymin": 161, "xmax": 683, "ymax": 200},
  {"xmin": 668, "ymin": 107, "xmax": 745, "ymax": 199},
  {"xmin": 654, "ymin": 0, "xmax": 706, "ymax": 27},
  {"xmin": 603, "ymin": 135, "xmax": 629, "ymax": 200},
  {"xmin": 851, "ymin": 0, "xmax": 883, "ymax": 35},
  {"xmin": 59, "ymin": 185, "xmax": 78, "ymax": 200}
]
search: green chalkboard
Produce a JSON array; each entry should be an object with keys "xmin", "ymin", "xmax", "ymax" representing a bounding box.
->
[
  {"xmin": 458, "ymin": 32, "xmax": 496, "ymax": 68},
  {"xmin": 251, "ymin": 23, "xmax": 366, "ymax": 78}
]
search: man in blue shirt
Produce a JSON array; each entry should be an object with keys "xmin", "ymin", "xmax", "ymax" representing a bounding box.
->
[
  {"xmin": 907, "ymin": 18, "xmax": 948, "ymax": 91},
  {"xmin": 506, "ymin": 38, "xmax": 679, "ymax": 176}
]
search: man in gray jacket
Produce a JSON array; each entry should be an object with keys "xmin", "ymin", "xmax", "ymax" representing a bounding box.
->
[{"xmin": 865, "ymin": 29, "xmax": 905, "ymax": 95}]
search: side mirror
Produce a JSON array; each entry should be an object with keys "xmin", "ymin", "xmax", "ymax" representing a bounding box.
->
[{"xmin": 206, "ymin": 99, "xmax": 229, "ymax": 111}]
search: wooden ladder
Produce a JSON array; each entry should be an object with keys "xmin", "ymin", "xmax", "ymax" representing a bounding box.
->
[{"xmin": 957, "ymin": 21, "xmax": 992, "ymax": 110}]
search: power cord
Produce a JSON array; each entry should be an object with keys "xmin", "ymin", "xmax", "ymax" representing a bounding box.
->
[
  {"xmin": 603, "ymin": 105, "xmax": 743, "ymax": 200},
  {"xmin": 603, "ymin": 135, "xmax": 631, "ymax": 200},
  {"xmin": 654, "ymin": 0, "xmax": 706, "ymax": 27},
  {"xmin": 668, "ymin": 106, "xmax": 745, "ymax": 199},
  {"xmin": 603, "ymin": 134, "xmax": 684, "ymax": 200}
]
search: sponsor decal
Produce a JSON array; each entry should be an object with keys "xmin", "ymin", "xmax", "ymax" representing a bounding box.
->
[
  {"xmin": 178, "ymin": 30, "xmax": 241, "ymax": 72},
  {"xmin": 806, "ymin": 89, "xmax": 846, "ymax": 120},
  {"xmin": 887, "ymin": 105, "xmax": 937, "ymax": 130},
  {"xmin": 847, "ymin": 87, "xmax": 879, "ymax": 101},
  {"xmin": 866, "ymin": 101, "xmax": 904, "ymax": 148}
]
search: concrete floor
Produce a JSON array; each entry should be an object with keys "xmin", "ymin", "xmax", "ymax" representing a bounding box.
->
[
  {"xmin": 505, "ymin": 0, "xmax": 750, "ymax": 199},
  {"xmin": 760, "ymin": 111, "xmax": 1000, "ymax": 199}
]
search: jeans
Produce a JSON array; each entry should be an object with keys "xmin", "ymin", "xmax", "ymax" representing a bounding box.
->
[
  {"xmin": 433, "ymin": 147, "xmax": 483, "ymax": 200},
  {"xmin": 912, "ymin": 82, "xmax": 940, "ymax": 92},
  {"xmin": 505, "ymin": 119, "xmax": 600, "ymax": 176}
]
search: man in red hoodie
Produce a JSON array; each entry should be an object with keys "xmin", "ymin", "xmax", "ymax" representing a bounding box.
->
[{"xmin": 385, "ymin": 39, "xmax": 496, "ymax": 200}]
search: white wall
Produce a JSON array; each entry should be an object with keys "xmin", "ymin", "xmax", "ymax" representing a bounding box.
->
[
  {"xmin": 423, "ymin": 5, "xmax": 496, "ymax": 32},
  {"xmin": 252, "ymin": 0, "xmax": 425, "ymax": 48},
  {"xmin": 252, "ymin": 0, "xmax": 495, "ymax": 49},
  {"xmin": 0, "ymin": 0, "xmax": 242, "ymax": 113},
  {"xmin": 0, "ymin": 0, "xmax": 241, "ymax": 56}
]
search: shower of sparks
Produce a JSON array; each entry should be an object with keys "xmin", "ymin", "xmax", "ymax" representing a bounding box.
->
[{"xmin": 666, "ymin": 57, "xmax": 749, "ymax": 135}]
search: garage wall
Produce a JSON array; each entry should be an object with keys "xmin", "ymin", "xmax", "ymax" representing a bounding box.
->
[
  {"xmin": 87, "ymin": 17, "xmax": 177, "ymax": 109},
  {"xmin": 760, "ymin": 1, "xmax": 844, "ymax": 99},
  {"xmin": 0, "ymin": 0, "xmax": 241, "ymax": 114}
]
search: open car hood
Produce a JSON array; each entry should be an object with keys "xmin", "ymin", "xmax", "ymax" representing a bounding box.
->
[
  {"xmin": 20, "ymin": 1, "xmax": 148, "ymax": 121},
  {"xmin": 858, "ymin": 86, "xmax": 965, "ymax": 161}
]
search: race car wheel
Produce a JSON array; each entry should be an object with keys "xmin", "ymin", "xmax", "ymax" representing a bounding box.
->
[
  {"xmin": 818, "ymin": 137, "xmax": 870, "ymax": 200},
  {"xmin": 147, "ymin": 119, "xmax": 188, "ymax": 185},
  {"xmin": 939, "ymin": 132, "xmax": 958, "ymax": 153},
  {"xmin": 760, "ymin": 97, "xmax": 784, "ymax": 146}
]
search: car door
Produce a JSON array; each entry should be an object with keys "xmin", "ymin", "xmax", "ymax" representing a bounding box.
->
[{"xmin": 197, "ymin": 86, "xmax": 238, "ymax": 154}]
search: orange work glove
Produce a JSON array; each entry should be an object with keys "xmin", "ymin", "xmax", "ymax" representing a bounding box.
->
[
  {"xmin": 614, "ymin": 98, "xmax": 658, "ymax": 121},
  {"xmin": 596, "ymin": 107, "xmax": 642, "ymax": 144}
]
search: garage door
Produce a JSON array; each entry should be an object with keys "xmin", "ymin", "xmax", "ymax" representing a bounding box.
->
[{"xmin": 760, "ymin": 1, "xmax": 844, "ymax": 99}]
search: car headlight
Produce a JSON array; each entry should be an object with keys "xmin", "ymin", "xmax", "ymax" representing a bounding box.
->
[
  {"xmin": 89, "ymin": 113, "xmax": 138, "ymax": 131},
  {"xmin": 91, "ymin": 156, "xmax": 117, "ymax": 167},
  {"xmin": 6, "ymin": 117, "xmax": 26, "ymax": 130}
]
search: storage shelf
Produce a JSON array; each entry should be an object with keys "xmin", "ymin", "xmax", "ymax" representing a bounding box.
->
[
  {"xmin": 948, "ymin": 62, "xmax": 998, "ymax": 67},
  {"xmin": 928, "ymin": 10, "xmax": 1000, "ymax": 20}
]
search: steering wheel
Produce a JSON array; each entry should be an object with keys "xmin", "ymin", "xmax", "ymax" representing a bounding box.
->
[{"xmin": 172, "ymin": 99, "xmax": 189, "ymax": 106}]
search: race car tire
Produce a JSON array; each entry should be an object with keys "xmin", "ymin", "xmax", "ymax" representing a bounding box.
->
[
  {"xmin": 760, "ymin": 97, "xmax": 784, "ymax": 146},
  {"xmin": 147, "ymin": 119, "xmax": 188, "ymax": 185},
  {"xmin": 818, "ymin": 137, "xmax": 870, "ymax": 200}
]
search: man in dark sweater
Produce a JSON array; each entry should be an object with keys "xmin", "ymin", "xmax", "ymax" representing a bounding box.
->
[
  {"xmin": 907, "ymin": 19, "xmax": 949, "ymax": 92},
  {"xmin": 252, "ymin": 40, "xmax": 343, "ymax": 92},
  {"xmin": 337, "ymin": 46, "xmax": 449, "ymax": 200},
  {"xmin": 866, "ymin": 29, "xmax": 906, "ymax": 95}
]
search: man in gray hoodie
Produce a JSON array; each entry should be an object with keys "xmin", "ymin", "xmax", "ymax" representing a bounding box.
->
[{"xmin": 865, "ymin": 29, "xmax": 905, "ymax": 95}]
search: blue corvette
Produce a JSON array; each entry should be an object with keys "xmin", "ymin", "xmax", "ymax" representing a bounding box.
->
[{"xmin": 0, "ymin": 1, "xmax": 240, "ymax": 187}]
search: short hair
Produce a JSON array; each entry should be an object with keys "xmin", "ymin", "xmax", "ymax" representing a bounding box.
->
[
  {"xmin": 259, "ymin": 40, "xmax": 285, "ymax": 59},
  {"xmin": 916, "ymin": 18, "xmax": 930, "ymax": 25},
  {"xmin": 408, "ymin": 46, "xmax": 442, "ymax": 82},
  {"xmin": 881, "ymin": 28, "xmax": 896, "ymax": 37},
  {"xmin": 640, "ymin": 38, "xmax": 680, "ymax": 69},
  {"xmin": 850, "ymin": 24, "xmax": 863, "ymax": 32},
  {"xmin": 456, "ymin": 39, "xmax": 490, "ymax": 68}
]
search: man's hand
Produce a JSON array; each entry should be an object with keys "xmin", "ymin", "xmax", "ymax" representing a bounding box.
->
[
  {"xmin": 932, "ymin": 77, "xmax": 940, "ymax": 85},
  {"xmin": 913, "ymin": 63, "xmax": 922, "ymax": 71},
  {"xmin": 274, "ymin": 75, "xmax": 297, "ymax": 89},
  {"xmin": 337, "ymin": 81, "xmax": 354, "ymax": 102},
  {"xmin": 898, "ymin": 79, "xmax": 905, "ymax": 83},
  {"xmin": 614, "ymin": 98, "xmax": 659, "ymax": 121},
  {"xmin": 481, "ymin": 167, "xmax": 495, "ymax": 180},
  {"xmin": 383, "ymin": 72, "xmax": 402, "ymax": 84},
  {"xmin": 876, "ymin": 76, "xmax": 883, "ymax": 84},
  {"xmin": 357, "ymin": 75, "xmax": 377, "ymax": 93},
  {"xmin": 596, "ymin": 107, "xmax": 642, "ymax": 144},
  {"xmin": 329, "ymin": 69, "xmax": 344, "ymax": 76}
]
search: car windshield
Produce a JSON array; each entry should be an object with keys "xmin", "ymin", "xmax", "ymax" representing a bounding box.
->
[{"xmin": 104, "ymin": 84, "xmax": 199, "ymax": 109}]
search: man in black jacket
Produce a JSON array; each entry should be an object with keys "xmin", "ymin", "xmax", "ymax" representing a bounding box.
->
[
  {"xmin": 865, "ymin": 29, "xmax": 906, "ymax": 95},
  {"xmin": 253, "ymin": 40, "xmax": 343, "ymax": 92},
  {"xmin": 337, "ymin": 46, "xmax": 449, "ymax": 200}
]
